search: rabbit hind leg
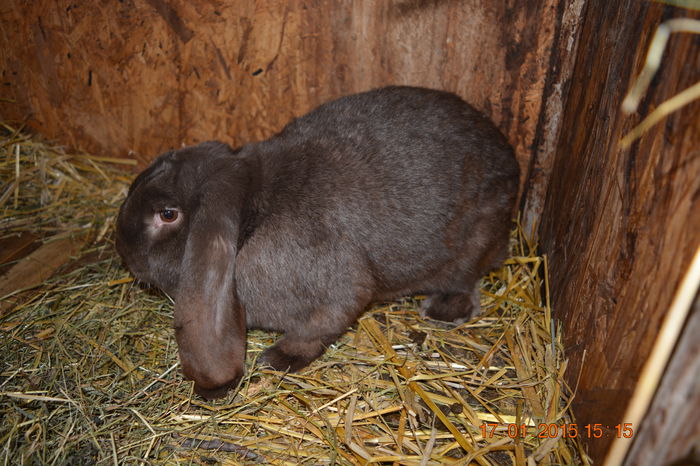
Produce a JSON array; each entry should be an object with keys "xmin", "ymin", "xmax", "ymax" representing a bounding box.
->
[
  {"xmin": 420, "ymin": 282, "xmax": 481, "ymax": 324},
  {"xmin": 421, "ymin": 228, "xmax": 509, "ymax": 324}
]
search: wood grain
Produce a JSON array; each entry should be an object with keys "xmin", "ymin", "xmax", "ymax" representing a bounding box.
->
[
  {"xmin": 0, "ymin": 235, "xmax": 85, "ymax": 315},
  {"xmin": 624, "ymin": 293, "xmax": 700, "ymax": 465},
  {"xmin": 0, "ymin": 232, "xmax": 40, "ymax": 268},
  {"xmin": 0, "ymin": 0, "xmax": 562, "ymax": 202},
  {"xmin": 538, "ymin": 1, "xmax": 700, "ymax": 461},
  {"xmin": 521, "ymin": 0, "xmax": 586, "ymax": 231}
]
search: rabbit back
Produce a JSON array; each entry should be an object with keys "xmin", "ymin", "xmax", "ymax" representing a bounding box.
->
[{"xmin": 236, "ymin": 86, "xmax": 519, "ymax": 331}]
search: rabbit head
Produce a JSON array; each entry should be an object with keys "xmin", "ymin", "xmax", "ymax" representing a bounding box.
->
[{"xmin": 116, "ymin": 141, "xmax": 249, "ymax": 399}]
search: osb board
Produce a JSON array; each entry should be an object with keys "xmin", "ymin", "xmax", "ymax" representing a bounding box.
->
[
  {"xmin": 539, "ymin": 0, "xmax": 700, "ymax": 462},
  {"xmin": 0, "ymin": 0, "xmax": 561, "ymax": 191}
]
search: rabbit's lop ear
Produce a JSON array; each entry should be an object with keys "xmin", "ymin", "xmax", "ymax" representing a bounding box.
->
[{"xmin": 174, "ymin": 176, "xmax": 248, "ymax": 400}]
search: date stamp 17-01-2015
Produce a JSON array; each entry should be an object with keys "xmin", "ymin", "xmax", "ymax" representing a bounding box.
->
[{"xmin": 480, "ymin": 423, "xmax": 634, "ymax": 440}]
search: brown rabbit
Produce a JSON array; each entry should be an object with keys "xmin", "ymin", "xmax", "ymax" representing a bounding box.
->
[{"xmin": 115, "ymin": 86, "xmax": 520, "ymax": 399}]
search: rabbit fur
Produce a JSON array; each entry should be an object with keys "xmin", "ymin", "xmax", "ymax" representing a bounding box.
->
[{"xmin": 115, "ymin": 86, "xmax": 520, "ymax": 399}]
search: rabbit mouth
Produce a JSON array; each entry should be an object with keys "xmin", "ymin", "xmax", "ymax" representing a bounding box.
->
[
  {"xmin": 115, "ymin": 239, "xmax": 153, "ymax": 286},
  {"xmin": 117, "ymin": 255, "xmax": 149, "ymax": 285},
  {"xmin": 126, "ymin": 264, "xmax": 149, "ymax": 283}
]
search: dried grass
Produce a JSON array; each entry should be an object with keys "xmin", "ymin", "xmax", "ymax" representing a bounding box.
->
[{"xmin": 0, "ymin": 125, "xmax": 589, "ymax": 465}]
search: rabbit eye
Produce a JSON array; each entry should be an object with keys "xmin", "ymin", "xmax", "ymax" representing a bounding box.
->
[{"xmin": 159, "ymin": 209, "xmax": 178, "ymax": 223}]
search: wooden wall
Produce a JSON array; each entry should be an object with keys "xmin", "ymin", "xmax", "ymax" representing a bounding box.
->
[
  {"xmin": 0, "ymin": 0, "xmax": 558, "ymax": 182},
  {"xmin": 538, "ymin": 0, "xmax": 700, "ymax": 462},
  {"xmin": 625, "ymin": 293, "xmax": 700, "ymax": 465}
]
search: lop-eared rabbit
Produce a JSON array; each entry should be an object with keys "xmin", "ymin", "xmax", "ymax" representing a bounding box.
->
[{"xmin": 116, "ymin": 86, "xmax": 520, "ymax": 399}]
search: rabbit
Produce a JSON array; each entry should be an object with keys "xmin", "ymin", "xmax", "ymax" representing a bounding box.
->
[{"xmin": 115, "ymin": 86, "xmax": 520, "ymax": 400}]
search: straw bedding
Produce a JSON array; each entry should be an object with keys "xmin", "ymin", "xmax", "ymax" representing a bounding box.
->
[{"xmin": 0, "ymin": 125, "xmax": 588, "ymax": 465}]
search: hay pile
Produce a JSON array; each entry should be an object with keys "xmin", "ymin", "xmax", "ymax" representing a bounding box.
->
[{"xmin": 0, "ymin": 125, "xmax": 589, "ymax": 465}]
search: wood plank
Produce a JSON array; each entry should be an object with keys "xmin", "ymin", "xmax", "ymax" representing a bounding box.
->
[
  {"xmin": 521, "ymin": 0, "xmax": 586, "ymax": 232},
  {"xmin": 0, "ymin": 231, "xmax": 40, "ymax": 266},
  {"xmin": 0, "ymin": 235, "xmax": 84, "ymax": 315},
  {"xmin": 538, "ymin": 1, "xmax": 700, "ymax": 461},
  {"xmin": 623, "ymin": 272, "xmax": 700, "ymax": 464}
]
